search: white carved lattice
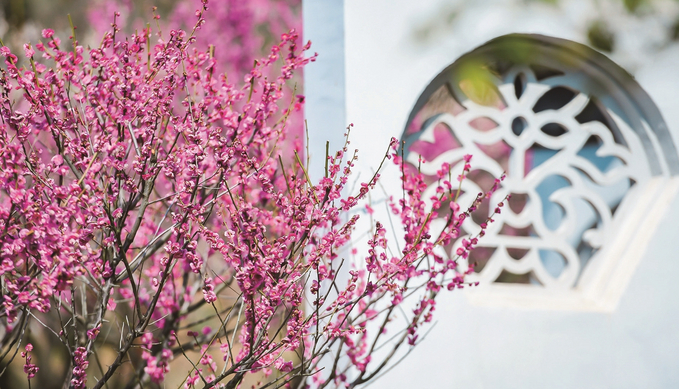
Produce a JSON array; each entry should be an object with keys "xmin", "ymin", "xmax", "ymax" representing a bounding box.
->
[{"xmin": 403, "ymin": 35, "xmax": 679, "ymax": 311}]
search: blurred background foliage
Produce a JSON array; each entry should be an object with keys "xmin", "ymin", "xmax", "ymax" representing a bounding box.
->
[
  {"xmin": 0, "ymin": 0, "xmax": 301, "ymax": 77},
  {"xmin": 1, "ymin": 0, "xmax": 177, "ymax": 53},
  {"xmin": 411, "ymin": 0, "xmax": 679, "ymax": 72}
]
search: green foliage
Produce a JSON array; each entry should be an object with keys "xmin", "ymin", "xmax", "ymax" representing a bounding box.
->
[{"xmin": 587, "ymin": 20, "xmax": 615, "ymax": 52}]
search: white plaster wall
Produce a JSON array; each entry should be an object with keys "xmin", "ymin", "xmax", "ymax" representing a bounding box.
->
[
  {"xmin": 371, "ymin": 195, "xmax": 679, "ymax": 388},
  {"xmin": 305, "ymin": 0, "xmax": 679, "ymax": 387},
  {"xmin": 303, "ymin": 0, "xmax": 347, "ymax": 182},
  {"xmin": 343, "ymin": 0, "xmax": 679, "ymax": 156}
]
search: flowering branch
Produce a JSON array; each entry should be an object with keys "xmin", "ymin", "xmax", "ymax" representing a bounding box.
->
[{"xmin": 0, "ymin": 3, "xmax": 505, "ymax": 388}]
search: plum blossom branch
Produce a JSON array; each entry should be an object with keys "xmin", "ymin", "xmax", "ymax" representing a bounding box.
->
[{"xmin": 0, "ymin": 2, "xmax": 506, "ymax": 388}]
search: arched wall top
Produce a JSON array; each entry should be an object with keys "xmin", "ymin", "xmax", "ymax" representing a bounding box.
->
[
  {"xmin": 405, "ymin": 34, "xmax": 679, "ymax": 176},
  {"xmin": 400, "ymin": 33, "xmax": 679, "ymax": 310}
]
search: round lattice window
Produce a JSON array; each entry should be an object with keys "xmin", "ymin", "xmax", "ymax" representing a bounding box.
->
[{"xmin": 403, "ymin": 34, "xmax": 679, "ymax": 311}]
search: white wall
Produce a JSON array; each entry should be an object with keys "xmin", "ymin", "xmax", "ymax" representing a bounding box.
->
[
  {"xmin": 305, "ymin": 0, "xmax": 679, "ymax": 387},
  {"xmin": 303, "ymin": 0, "xmax": 347, "ymax": 182}
]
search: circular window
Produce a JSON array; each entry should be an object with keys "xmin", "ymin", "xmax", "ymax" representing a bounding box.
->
[{"xmin": 403, "ymin": 34, "xmax": 679, "ymax": 311}]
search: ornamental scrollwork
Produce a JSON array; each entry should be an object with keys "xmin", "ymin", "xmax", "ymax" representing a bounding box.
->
[{"xmin": 405, "ymin": 62, "xmax": 653, "ymax": 290}]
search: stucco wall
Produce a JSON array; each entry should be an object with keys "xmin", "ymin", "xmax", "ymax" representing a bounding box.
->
[{"xmin": 304, "ymin": 0, "xmax": 679, "ymax": 387}]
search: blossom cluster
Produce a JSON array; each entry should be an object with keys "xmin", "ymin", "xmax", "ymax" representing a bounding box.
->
[
  {"xmin": 87, "ymin": 0, "xmax": 305, "ymax": 158},
  {"xmin": 0, "ymin": 3, "xmax": 505, "ymax": 388}
]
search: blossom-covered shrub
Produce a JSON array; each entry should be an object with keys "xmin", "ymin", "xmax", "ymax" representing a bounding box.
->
[
  {"xmin": 87, "ymin": 0, "xmax": 301, "ymax": 77},
  {"xmin": 0, "ymin": 2, "xmax": 505, "ymax": 388},
  {"xmin": 88, "ymin": 0, "xmax": 306, "ymax": 161}
]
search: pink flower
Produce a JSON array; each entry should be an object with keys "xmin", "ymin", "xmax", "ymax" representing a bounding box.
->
[
  {"xmin": 274, "ymin": 358, "xmax": 294, "ymax": 372},
  {"xmin": 202, "ymin": 277, "xmax": 217, "ymax": 303},
  {"xmin": 87, "ymin": 325, "xmax": 101, "ymax": 340},
  {"xmin": 23, "ymin": 44, "xmax": 35, "ymax": 58},
  {"xmin": 111, "ymin": 208, "xmax": 123, "ymax": 218},
  {"xmin": 22, "ymin": 343, "xmax": 38, "ymax": 380},
  {"xmin": 71, "ymin": 347, "xmax": 89, "ymax": 389}
]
